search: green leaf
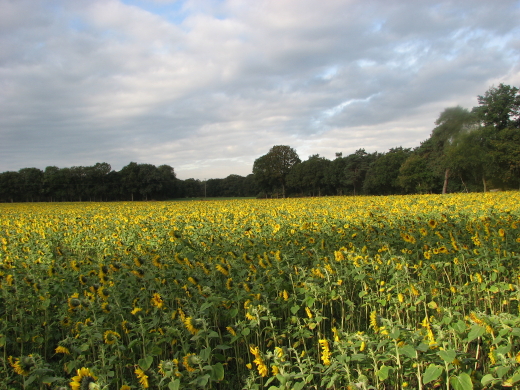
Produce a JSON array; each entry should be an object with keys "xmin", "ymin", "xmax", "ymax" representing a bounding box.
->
[
  {"xmin": 195, "ymin": 374, "xmax": 210, "ymax": 387},
  {"xmin": 168, "ymin": 379, "xmax": 180, "ymax": 390},
  {"xmin": 450, "ymin": 372, "xmax": 473, "ymax": 390},
  {"xmin": 215, "ymin": 344, "xmax": 231, "ymax": 350},
  {"xmin": 200, "ymin": 347, "xmax": 211, "ymax": 362},
  {"xmin": 24, "ymin": 375, "xmax": 37, "ymax": 387},
  {"xmin": 377, "ymin": 365, "xmax": 392, "ymax": 381},
  {"xmin": 481, "ymin": 374, "xmax": 496, "ymax": 386},
  {"xmin": 293, "ymin": 382, "xmax": 306, "ymax": 390},
  {"xmin": 41, "ymin": 376, "xmax": 59, "ymax": 385},
  {"xmin": 139, "ymin": 356, "xmax": 153, "ymax": 371},
  {"xmin": 467, "ymin": 325, "xmax": 485, "ymax": 342},
  {"xmin": 398, "ymin": 344, "xmax": 416, "ymax": 359},
  {"xmin": 211, "ymin": 363, "xmax": 225, "ymax": 381},
  {"xmin": 200, "ymin": 301, "xmax": 214, "ymax": 312},
  {"xmin": 241, "ymin": 327, "xmax": 250, "ymax": 336},
  {"xmin": 423, "ymin": 364, "xmax": 443, "ymax": 385},
  {"xmin": 290, "ymin": 305, "xmax": 300, "ymax": 314},
  {"xmin": 276, "ymin": 374, "xmax": 287, "ymax": 385},
  {"xmin": 438, "ymin": 349, "xmax": 457, "ymax": 364}
]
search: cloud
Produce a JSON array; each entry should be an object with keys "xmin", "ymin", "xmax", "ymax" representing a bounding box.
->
[{"xmin": 0, "ymin": 0, "xmax": 519, "ymax": 179}]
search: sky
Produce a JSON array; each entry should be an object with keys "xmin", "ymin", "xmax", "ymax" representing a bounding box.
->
[{"xmin": 1, "ymin": 0, "xmax": 519, "ymax": 180}]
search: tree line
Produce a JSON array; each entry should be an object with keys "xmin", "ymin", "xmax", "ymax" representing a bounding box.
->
[
  {"xmin": 0, "ymin": 162, "xmax": 258, "ymax": 202},
  {"xmin": 254, "ymin": 83, "xmax": 520, "ymax": 197},
  {"xmin": 1, "ymin": 83, "xmax": 518, "ymax": 202}
]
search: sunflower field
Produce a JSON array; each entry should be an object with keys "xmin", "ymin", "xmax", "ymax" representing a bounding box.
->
[{"xmin": 1, "ymin": 192, "xmax": 520, "ymax": 390}]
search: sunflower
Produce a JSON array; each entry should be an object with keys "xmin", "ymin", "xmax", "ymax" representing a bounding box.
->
[
  {"xmin": 184, "ymin": 317, "xmax": 202, "ymax": 335},
  {"xmin": 151, "ymin": 293, "xmax": 164, "ymax": 309},
  {"xmin": 135, "ymin": 366, "xmax": 149, "ymax": 388},
  {"xmin": 55, "ymin": 345, "xmax": 71, "ymax": 354},
  {"xmin": 226, "ymin": 278, "xmax": 233, "ymax": 290},
  {"xmin": 226, "ymin": 326, "xmax": 237, "ymax": 336},
  {"xmin": 101, "ymin": 302, "xmax": 111, "ymax": 313},
  {"xmin": 369, "ymin": 311, "xmax": 380, "ymax": 333},
  {"xmin": 10, "ymin": 355, "xmax": 34, "ymax": 376},
  {"xmin": 68, "ymin": 293, "xmax": 82, "ymax": 311},
  {"xmin": 70, "ymin": 367, "xmax": 97, "ymax": 390},
  {"xmin": 428, "ymin": 219, "xmax": 437, "ymax": 229},
  {"xmin": 61, "ymin": 317, "xmax": 71, "ymax": 327},
  {"xmin": 121, "ymin": 320, "xmax": 132, "ymax": 334},
  {"xmin": 183, "ymin": 353, "xmax": 199, "ymax": 373},
  {"xmin": 318, "ymin": 339, "xmax": 331, "ymax": 366},
  {"xmin": 103, "ymin": 330, "xmax": 120, "ymax": 345},
  {"xmin": 97, "ymin": 286, "xmax": 110, "ymax": 300}
]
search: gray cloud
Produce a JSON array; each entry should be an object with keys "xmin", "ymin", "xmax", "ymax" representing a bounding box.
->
[{"xmin": 0, "ymin": 0, "xmax": 519, "ymax": 179}]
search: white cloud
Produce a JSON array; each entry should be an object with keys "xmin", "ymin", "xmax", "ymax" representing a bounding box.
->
[{"xmin": 0, "ymin": 0, "xmax": 519, "ymax": 178}]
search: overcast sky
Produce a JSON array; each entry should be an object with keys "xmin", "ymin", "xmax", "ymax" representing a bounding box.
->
[{"xmin": 1, "ymin": 0, "xmax": 519, "ymax": 179}]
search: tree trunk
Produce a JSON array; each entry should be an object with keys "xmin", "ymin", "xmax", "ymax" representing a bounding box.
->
[
  {"xmin": 442, "ymin": 168, "xmax": 450, "ymax": 194},
  {"xmin": 482, "ymin": 176, "xmax": 487, "ymax": 192}
]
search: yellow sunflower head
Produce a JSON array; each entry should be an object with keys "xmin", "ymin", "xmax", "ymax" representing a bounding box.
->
[
  {"xmin": 70, "ymin": 367, "xmax": 97, "ymax": 390},
  {"xmin": 103, "ymin": 330, "xmax": 120, "ymax": 345}
]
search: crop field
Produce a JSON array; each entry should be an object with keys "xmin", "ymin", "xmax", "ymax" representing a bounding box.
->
[{"xmin": 1, "ymin": 193, "xmax": 520, "ymax": 390}]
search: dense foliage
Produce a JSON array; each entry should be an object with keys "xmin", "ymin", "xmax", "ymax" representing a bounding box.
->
[{"xmin": 1, "ymin": 193, "xmax": 520, "ymax": 389}]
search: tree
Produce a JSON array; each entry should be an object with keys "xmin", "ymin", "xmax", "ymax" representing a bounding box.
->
[
  {"xmin": 472, "ymin": 83, "xmax": 520, "ymax": 131},
  {"xmin": 445, "ymin": 127, "xmax": 494, "ymax": 192},
  {"xmin": 363, "ymin": 147, "xmax": 412, "ymax": 195},
  {"xmin": 157, "ymin": 164, "xmax": 177, "ymax": 199},
  {"xmin": 0, "ymin": 171, "xmax": 21, "ymax": 202},
  {"xmin": 324, "ymin": 155, "xmax": 348, "ymax": 195},
  {"xmin": 287, "ymin": 154, "xmax": 330, "ymax": 196},
  {"xmin": 137, "ymin": 164, "xmax": 162, "ymax": 200},
  {"xmin": 252, "ymin": 145, "xmax": 301, "ymax": 197},
  {"xmin": 18, "ymin": 167, "xmax": 44, "ymax": 201},
  {"xmin": 87, "ymin": 163, "xmax": 112, "ymax": 201},
  {"xmin": 120, "ymin": 162, "xmax": 140, "ymax": 201},
  {"xmin": 398, "ymin": 153, "xmax": 438, "ymax": 194},
  {"xmin": 344, "ymin": 149, "xmax": 378, "ymax": 195},
  {"xmin": 430, "ymin": 106, "xmax": 475, "ymax": 193}
]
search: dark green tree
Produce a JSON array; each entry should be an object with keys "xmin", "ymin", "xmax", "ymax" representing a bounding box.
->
[
  {"xmin": 324, "ymin": 155, "xmax": 348, "ymax": 195},
  {"xmin": 252, "ymin": 145, "xmax": 301, "ymax": 197},
  {"xmin": 398, "ymin": 153, "xmax": 438, "ymax": 194},
  {"xmin": 120, "ymin": 162, "xmax": 140, "ymax": 201},
  {"xmin": 472, "ymin": 83, "xmax": 520, "ymax": 130},
  {"xmin": 0, "ymin": 171, "xmax": 21, "ymax": 202},
  {"xmin": 18, "ymin": 167, "xmax": 44, "ymax": 201},
  {"xmin": 363, "ymin": 147, "xmax": 412, "ymax": 195},
  {"xmin": 344, "ymin": 149, "xmax": 378, "ymax": 195},
  {"xmin": 430, "ymin": 106, "xmax": 476, "ymax": 193}
]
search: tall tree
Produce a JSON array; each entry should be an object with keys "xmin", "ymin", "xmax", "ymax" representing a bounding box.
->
[
  {"xmin": 18, "ymin": 167, "xmax": 44, "ymax": 201},
  {"xmin": 344, "ymin": 149, "xmax": 377, "ymax": 195},
  {"xmin": 324, "ymin": 155, "xmax": 348, "ymax": 195},
  {"xmin": 363, "ymin": 147, "xmax": 412, "ymax": 195},
  {"xmin": 472, "ymin": 83, "xmax": 520, "ymax": 130},
  {"xmin": 252, "ymin": 145, "xmax": 301, "ymax": 198},
  {"xmin": 120, "ymin": 162, "xmax": 140, "ymax": 201},
  {"xmin": 0, "ymin": 171, "xmax": 21, "ymax": 202},
  {"xmin": 398, "ymin": 153, "xmax": 438, "ymax": 194},
  {"xmin": 430, "ymin": 106, "xmax": 475, "ymax": 193}
]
